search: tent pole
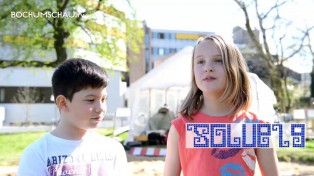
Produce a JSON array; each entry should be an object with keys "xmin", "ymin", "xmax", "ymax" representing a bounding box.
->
[
  {"xmin": 149, "ymin": 89, "xmax": 151, "ymax": 118},
  {"xmin": 165, "ymin": 88, "xmax": 169, "ymax": 106},
  {"xmin": 176, "ymin": 89, "xmax": 180, "ymax": 114}
]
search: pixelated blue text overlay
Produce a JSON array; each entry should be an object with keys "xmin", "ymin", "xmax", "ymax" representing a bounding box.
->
[{"xmin": 186, "ymin": 123, "xmax": 305, "ymax": 148}]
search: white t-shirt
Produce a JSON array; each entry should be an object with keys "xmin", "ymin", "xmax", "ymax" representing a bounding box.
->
[{"xmin": 18, "ymin": 131, "xmax": 129, "ymax": 176}]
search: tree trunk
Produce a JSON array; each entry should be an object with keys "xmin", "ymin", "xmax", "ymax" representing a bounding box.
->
[
  {"xmin": 52, "ymin": 18, "xmax": 68, "ymax": 67},
  {"xmin": 269, "ymin": 66, "xmax": 286, "ymax": 112},
  {"xmin": 311, "ymin": 68, "xmax": 314, "ymax": 98}
]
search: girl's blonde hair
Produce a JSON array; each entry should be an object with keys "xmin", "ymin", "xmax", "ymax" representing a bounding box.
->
[{"xmin": 179, "ymin": 35, "xmax": 251, "ymax": 120}]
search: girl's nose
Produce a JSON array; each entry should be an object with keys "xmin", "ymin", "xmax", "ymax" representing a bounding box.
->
[
  {"xmin": 205, "ymin": 68, "xmax": 213, "ymax": 72},
  {"xmin": 205, "ymin": 62, "xmax": 214, "ymax": 72}
]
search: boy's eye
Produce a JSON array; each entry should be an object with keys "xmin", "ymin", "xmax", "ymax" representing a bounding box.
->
[{"xmin": 86, "ymin": 99, "xmax": 95, "ymax": 102}]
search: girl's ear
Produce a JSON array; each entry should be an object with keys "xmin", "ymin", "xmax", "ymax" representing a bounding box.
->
[{"xmin": 55, "ymin": 95, "xmax": 69, "ymax": 112}]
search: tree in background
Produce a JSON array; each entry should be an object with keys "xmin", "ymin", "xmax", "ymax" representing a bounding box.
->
[
  {"xmin": 11, "ymin": 87, "xmax": 43, "ymax": 125},
  {"xmin": 234, "ymin": 0, "xmax": 314, "ymax": 113},
  {"xmin": 11, "ymin": 87, "xmax": 43, "ymax": 104},
  {"xmin": 307, "ymin": 32, "xmax": 314, "ymax": 103},
  {"xmin": 0, "ymin": 0, "xmax": 143, "ymax": 68}
]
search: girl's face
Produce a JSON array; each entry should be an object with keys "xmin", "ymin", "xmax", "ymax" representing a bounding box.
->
[{"xmin": 193, "ymin": 39, "xmax": 227, "ymax": 95}]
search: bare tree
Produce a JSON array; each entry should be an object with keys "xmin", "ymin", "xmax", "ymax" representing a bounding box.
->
[
  {"xmin": 307, "ymin": 32, "xmax": 314, "ymax": 99},
  {"xmin": 234, "ymin": 0, "xmax": 313, "ymax": 112},
  {"xmin": 11, "ymin": 87, "xmax": 43, "ymax": 125}
]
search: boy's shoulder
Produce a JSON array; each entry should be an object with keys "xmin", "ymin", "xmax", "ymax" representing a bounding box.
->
[
  {"xmin": 22, "ymin": 132, "xmax": 124, "ymax": 155},
  {"xmin": 89, "ymin": 132, "xmax": 124, "ymax": 147},
  {"xmin": 90, "ymin": 132, "xmax": 118, "ymax": 142},
  {"xmin": 21, "ymin": 133, "xmax": 50, "ymax": 156},
  {"xmin": 30, "ymin": 132, "xmax": 50, "ymax": 145}
]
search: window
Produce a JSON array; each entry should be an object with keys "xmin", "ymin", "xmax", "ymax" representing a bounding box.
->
[
  {"xmin": 152, "ymin": 32, "xmax": 158, "ymax": 39},
  {"xmin": 164, "ymin": 48, "xmax": 169, "ymax": 55},
  {"xmin": 152, "ymin": 47, "xmax": 158, "ymax": 55},
  {"xmin": 170, "ymin": 48, "xmax": 177, "ymax": 53},
  {"xmin": 164, "ymin": 33, "xmax": 171, "ymax": 39},
  {"xmin": 0, "ymin": 88, "xmax": 4, "ymax": 102},
  {"xmin": 158, "ymin": 48, "xmax": 164, "ymax": 55},
  {"xmin": 158, "ymin": 33, "xmax": 165, "ymax": 39},
  {"xmin": 0, "ymin": 87, "xmax": 53, "ymax": 103},
  {"xmin": 170, "ymin": 33, "xmax": 175, "ymax": 40}
]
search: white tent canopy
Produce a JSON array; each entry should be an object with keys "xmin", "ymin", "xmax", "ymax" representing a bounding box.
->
[
  {"xmin": 125, "ymin": 46, "xmax": 193, "ymax": 94},
  {"xmin": 125, "ymin": 46, "xmax": 277, "ymax": 144}
]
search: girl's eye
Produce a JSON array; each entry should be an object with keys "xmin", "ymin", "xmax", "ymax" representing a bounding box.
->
[
  {"xmin": 214, "ymin": 59, "xmax": 222, "ymax": 63},
  {"xmin": 197, "ymin": 60, "xmax": 205, "ymax": 64},
  {"xmin": 86, "ymin": 99, "xmax": 94, "ymax": 102}
]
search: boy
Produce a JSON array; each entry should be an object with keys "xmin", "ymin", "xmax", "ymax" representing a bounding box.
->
[{"xmin": 18, "ymin": 58, "xmax": 128, "ymax": 175}]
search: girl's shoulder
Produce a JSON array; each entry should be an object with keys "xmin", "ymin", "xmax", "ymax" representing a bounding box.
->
[
  {"xmin": 172, "ymin": 112, "xmax": 226, "ymax": 124},
  {"xmin": 171, "ymin": 116, "xmax": 187, "ymax": 127},
  {"xmin": 235, "ymin": 111, "xmax": 266, "ymax": 123},
  {"xmin": 172, "ymin": 111, "xmax": 266, "ymax": 124}
]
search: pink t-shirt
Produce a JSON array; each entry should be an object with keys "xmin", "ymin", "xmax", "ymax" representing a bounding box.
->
[{"xmin": 172, "ymin": 111, "xmax": 263, "ymax": 176}]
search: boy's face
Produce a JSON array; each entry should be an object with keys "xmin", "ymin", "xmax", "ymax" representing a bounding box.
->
[{"xmin": 64, "ymin": 87, "xmax": 107, "ymax": 130}]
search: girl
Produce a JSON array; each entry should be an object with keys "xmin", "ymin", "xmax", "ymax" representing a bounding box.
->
[{"xmin": 163, "ymin": 35, "xmax": 280, "ymax": 176}]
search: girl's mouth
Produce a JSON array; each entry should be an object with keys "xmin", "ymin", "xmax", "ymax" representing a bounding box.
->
[{"xmin": 203, "ymin": 76, "xmax": 216, "ymax": 81}]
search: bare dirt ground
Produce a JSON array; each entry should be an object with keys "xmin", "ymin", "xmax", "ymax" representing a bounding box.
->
[
  {"xmin": 1, "ymin": 152, "xmax": 313, "ymax": 176},
  {"xmin": 127, "ymin": 153, "xmax": 314, "ymax": 176}
]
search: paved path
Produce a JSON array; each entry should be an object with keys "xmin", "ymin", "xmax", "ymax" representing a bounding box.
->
[
  {"xmin": 1, "ymin": 161, "xmax": 314, "ymax": 176},
  {"xmin": 0, "ymin": 125, "xmax": 54, "ymax": 134}
]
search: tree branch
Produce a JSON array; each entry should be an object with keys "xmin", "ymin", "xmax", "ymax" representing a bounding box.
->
[
  {"xmin": 0, "ymin": 60, "xmax": 58, "ymax": 68},
  {"xmin": 234, "ymin": 0, "xmax": 271, "ymax": 65},
  {"xmin": 284, "ymin": 30, "xmax": 308, "ymax": 60},
  {"xmin": 73, "ymin": 21, "xmax": 94, "ymax": 43},
  {"xmin": 261, "ymin": 0, "xmax": 288, "ymax": 19}
]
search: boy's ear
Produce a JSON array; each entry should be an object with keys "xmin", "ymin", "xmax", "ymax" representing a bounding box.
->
[{"xmin": 55, "ymin": 95, "xmax": 69, "ymax": 112}]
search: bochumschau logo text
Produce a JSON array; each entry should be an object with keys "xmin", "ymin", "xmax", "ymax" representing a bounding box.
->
[{"xmin": 11, "ymin": 11, "xmax": 84, "ymax": 18}]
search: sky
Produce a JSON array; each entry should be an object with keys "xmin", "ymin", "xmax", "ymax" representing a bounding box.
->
[
  {"xmin": 129, "ymin": 0, "xmax": 243, "ymax": 41},
  {"xmin": 128, "ymin": 0, "xmax": 313, "ymax": 73}
]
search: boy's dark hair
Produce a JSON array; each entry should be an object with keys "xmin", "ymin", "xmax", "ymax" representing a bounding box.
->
[{"xmin": 52, "ymin": 58, "xmax": 108, "ymax": 101}]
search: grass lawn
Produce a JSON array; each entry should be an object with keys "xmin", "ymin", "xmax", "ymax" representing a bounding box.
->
[
  {"xmin": 277, "ymin": 140, "xmax": 314, "ymax": 163},
  {"xmin": 0, "ymin": 131, "xmax": 46, "ymax": 166},
  {"xmin": 0, "ymin": 128, "xmax": 125, "ymax": 166},
  {"xmin": 1, "ymin": 129, "xmax": 313, "ymax": 166}
]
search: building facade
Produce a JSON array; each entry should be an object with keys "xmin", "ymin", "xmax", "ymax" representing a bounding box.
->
[
  {"xmin": 0, "ymin": 0, "xmax": 132, "ymax": 125},
  {"xmin": 143, "ymin": 24, "xmax": 214, "ymax": 72},
  {"xmin": 126, "ymin": 23, "xmax": 214, "ymax": 85}
]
